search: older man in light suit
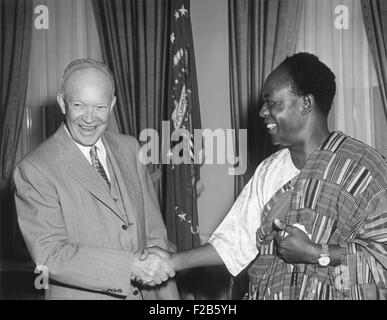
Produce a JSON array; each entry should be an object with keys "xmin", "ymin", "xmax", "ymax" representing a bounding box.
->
[{"xmin": 13, "ymin": 59, "xmax": 179, "ymax": 299}]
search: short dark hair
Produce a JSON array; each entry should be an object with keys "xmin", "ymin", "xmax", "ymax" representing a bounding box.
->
[{"xmin": 280, "ymin": 52, "xmax": 336, "ymax": 116}]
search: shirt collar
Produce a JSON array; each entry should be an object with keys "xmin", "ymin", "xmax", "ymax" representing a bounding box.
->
[{"xmin": 63, "ymin": 123, "xmax": 105, "ymax": 154}]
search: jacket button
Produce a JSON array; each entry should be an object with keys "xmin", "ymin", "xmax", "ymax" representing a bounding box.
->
[
  {"xmin": 133, "ymin": 289, "xmax": 139, "ymax": 295},
  {"xmin": 122, "ymin": 224, "xmax": 128, "ymax": 230}
]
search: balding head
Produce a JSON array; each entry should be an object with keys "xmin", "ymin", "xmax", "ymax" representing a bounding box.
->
[{"xmin": 60, "ymin": 58, "xmax": 115, "ymax": 97}]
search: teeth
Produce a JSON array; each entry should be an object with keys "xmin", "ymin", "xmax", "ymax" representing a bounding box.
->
[
  {"xmin": 80, "ymin": 125, "xmax": 95, "ymax": 130},
  {"xmin": 267, "ymin": 123, "xmax": 277, "ymax": 130}
]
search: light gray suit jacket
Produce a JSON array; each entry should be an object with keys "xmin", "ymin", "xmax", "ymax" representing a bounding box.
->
[{"xmin": 14, "ymin": 125, "xmax": 179, "ymax": 300}]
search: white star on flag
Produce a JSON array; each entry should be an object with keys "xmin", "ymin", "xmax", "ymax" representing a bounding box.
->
[
  {"xmin": 170, "ymin": 32, "xmax": 175, "ymax": 44},
  {"xmin": 178, "ymin": 212, "xmax": 187, "ymax": 221},
  {"xmin": 174, "ymin": 10, "xmax": 179, "ymax": 20},
  {"xmin": 179, "ymin": 4, "xmax": 188, "ymax": 16}
]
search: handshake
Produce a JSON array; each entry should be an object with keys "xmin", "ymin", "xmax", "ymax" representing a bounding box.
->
[{"xmin": 131, "ymin": 246, "xmax": 176, "ymax": 287}]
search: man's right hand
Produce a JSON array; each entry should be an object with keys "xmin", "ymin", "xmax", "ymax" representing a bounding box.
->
[{"xmin": 131, "ymin": 246, "xmax": 176, "ymax": 287}]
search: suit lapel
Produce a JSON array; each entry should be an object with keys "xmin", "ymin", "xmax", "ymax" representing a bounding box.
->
[{"xmin": 54, "ymin": 125, "xmax": 124, "ymax": 222}]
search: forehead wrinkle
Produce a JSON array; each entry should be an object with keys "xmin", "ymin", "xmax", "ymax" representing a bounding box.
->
[
  {"xmin": 64, "ymin": 69, "xmax": 114, "ymax": 100},
  {"xmin": 63, "ymin": 67, "xmax": 114, "ymax": 96}
]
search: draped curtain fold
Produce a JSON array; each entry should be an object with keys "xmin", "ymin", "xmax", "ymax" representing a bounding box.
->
[
  {"xmin": 296, "ymin": 0, "xmax": 383, "ymax": 154},
  {"xmin": 361, "ymin": 0, "xmax": 387, "ymax": 156},
  {"xmin": 0, "ymin": 0, "xmax": 32, "ymax": 181},
  {"xmin": 228, "ymin": 0, "xmax": 304, "ymax": 197},
  {"xmin": 362, "ymin": 0, "xmax": 387, "ymax": 118},
  {"xmin": 0, "ymin": 0, "xmax": 32, "ymax": 259},
  {"xmin": 227, "ymin": 0, "xmax": 304, "ymax": 299},
  {"xmin": 92, "ymin": 0, "xmax": 170, "ymax": 139}
]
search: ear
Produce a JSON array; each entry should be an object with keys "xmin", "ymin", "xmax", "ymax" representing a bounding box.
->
[
  {"xmin": 57, "ymin": 93, "xmax": 66, "ymax": 115},
  {"xmin": 301, "ymin": 94, "xmax": 314, "ymax": 115},
  {"xmin": 109, "ymin": 95, "xmax": 116, "ymax": 113}
]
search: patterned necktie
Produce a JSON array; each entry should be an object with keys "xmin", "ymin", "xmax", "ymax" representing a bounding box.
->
[{"xmin": 89, "ymin": 146, "xmax": 111, "ymax": 189}]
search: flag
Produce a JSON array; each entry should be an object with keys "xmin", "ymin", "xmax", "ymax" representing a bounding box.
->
[{"xmin": 164, "ymin": 0, "xmax": 201, "ymax": 252}]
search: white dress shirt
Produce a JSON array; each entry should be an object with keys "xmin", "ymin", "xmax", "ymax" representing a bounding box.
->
[
  {"xmin": 208, "ymin": 148, "xmax": 300, "ymax": 276},
  {"xmin": 64, "ymin": 125, "xmax": 111, "ymax": 181}
]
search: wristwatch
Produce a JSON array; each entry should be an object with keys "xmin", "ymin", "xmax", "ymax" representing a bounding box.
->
[{"xmin": 317, "ymin": 244, "xmax": 330, "ymax": 267}]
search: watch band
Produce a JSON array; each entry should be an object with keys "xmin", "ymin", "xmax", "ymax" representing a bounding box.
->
[
  {"xmin": 317, "ymin": 244, "xmax": 330, "ymax": 267},
  {"xmin": 321, "ymin": 244, "xmax": 329, "ymax": 256}
]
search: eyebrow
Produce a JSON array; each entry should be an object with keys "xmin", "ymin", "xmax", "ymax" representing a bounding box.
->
[
  {"xmin": 69, "ymin": 100, "xmax": 108, "ymax": 104},
  {"xmin": 67, "ymin": 100, "xmax": 84, "ymax": 104}
]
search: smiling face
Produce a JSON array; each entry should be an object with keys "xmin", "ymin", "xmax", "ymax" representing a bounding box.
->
[
  {"xmin": 259, "ymin": 66, "xmax": 306, "ymax": 147},
  {"xmin": 57, "ymin": 68, "xmax": 116, "ymax": 146}
]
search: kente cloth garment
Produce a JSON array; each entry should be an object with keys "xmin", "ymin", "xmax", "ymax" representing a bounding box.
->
[
  {"xmin": 90, "ymin": 145, "xmax": 111, "ymax": 189},
  {"xmin": 208, "ymin": 147, "xmax": 300, "ymax": 276},
  {"xmin": 249, "ymin": 131, "xmax": 387, "ymax": 300}
]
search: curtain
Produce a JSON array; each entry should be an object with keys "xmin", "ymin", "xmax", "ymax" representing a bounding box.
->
[
  {"xmin": 361, "ymin": 0, "xmax": 387, "ymax": 157},
  {"xmin": 228, "ymin": 0, "xmax": 304, "ymax": 299},
  {"xmin": 92, "ymin": 0, "xmax": 170, "ymax": 139},
  {"xmin": 296, "ymin": 0, "xmax": 379, "ymax": 151},
  {"xmin": 0, "ymin": 0, "xmax": 32, "ymax": 259},
  {"xmin": 228, "ymin": 0, "xmax": 304, "ymax": 199}
]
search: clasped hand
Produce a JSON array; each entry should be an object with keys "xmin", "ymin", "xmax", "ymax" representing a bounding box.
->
[
  {"xmin": 131, "ymin": 246, "xmax": 176, "ymax": 287},
  {"xmin": 273, "ymin": 218, "xmax": 319, "ymax": 264}
]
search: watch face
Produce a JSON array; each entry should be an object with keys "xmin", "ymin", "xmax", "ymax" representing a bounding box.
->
[{"xmin": 318, "ymin": 256, "xmax": 330, "ymax": 267}]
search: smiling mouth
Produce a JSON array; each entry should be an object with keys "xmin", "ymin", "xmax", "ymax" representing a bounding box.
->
[
  {"xmin": 79, "ymin": 125, "xmax": 97, "ymax": 133},
  {"xmin": 266, "ymin": 123, "xmax": 277, "ymax": 130}
]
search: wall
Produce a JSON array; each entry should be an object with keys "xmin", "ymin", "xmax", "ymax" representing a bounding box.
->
[{"xmin": 190, "ymin": 0, "xmax": 234, "ymax": 242}]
